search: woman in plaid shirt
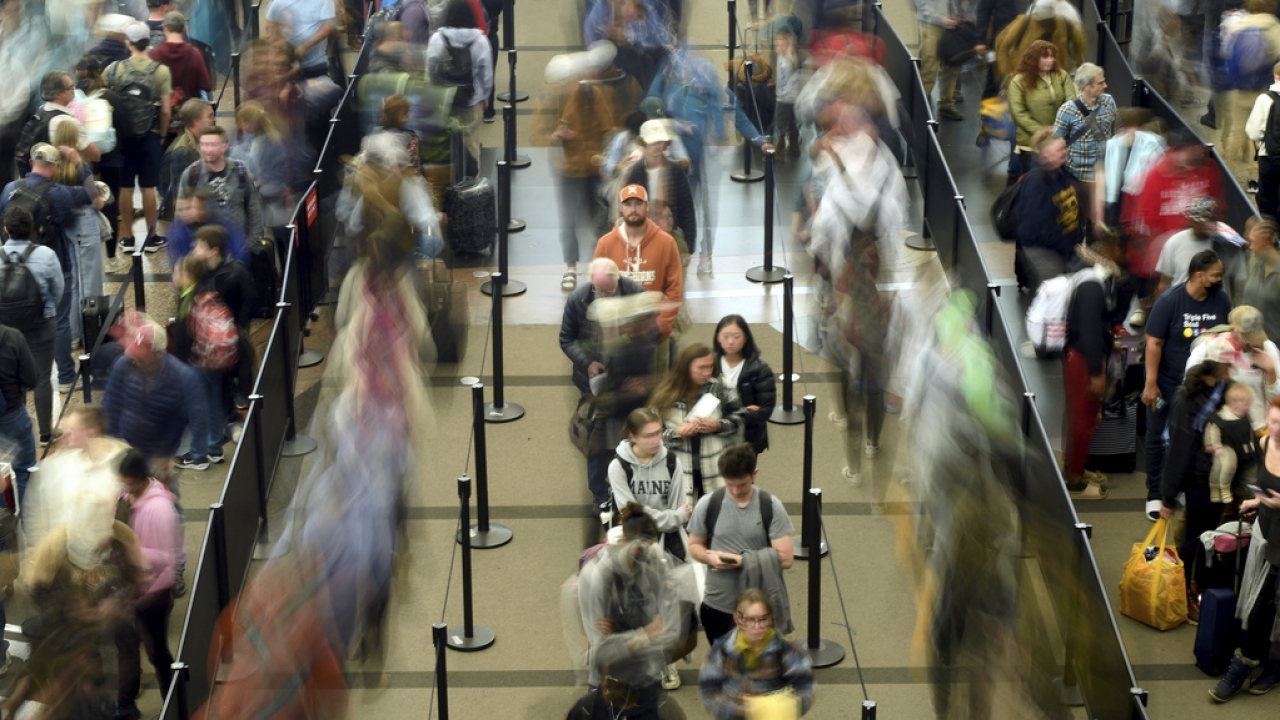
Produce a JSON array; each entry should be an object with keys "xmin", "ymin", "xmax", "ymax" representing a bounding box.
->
[{"xmin": 698, "ymin": 590, "xmax": 815, "ymax": 719}]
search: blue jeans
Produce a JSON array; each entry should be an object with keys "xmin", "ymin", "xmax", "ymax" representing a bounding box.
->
[
  {"xmin": 194, "ymin": 369, "xmax": 225, "ymax": 458},
  {"xmin": 55, "ymin": 271, "xmax": 75, "ymax": 384},
  {"xmin": 1144, "ymin": 396, "xmax": 1172, "ymax": 501},
  {"xmin": 0, "ymin": 406, "xmax": 37, "ymax": 506}
]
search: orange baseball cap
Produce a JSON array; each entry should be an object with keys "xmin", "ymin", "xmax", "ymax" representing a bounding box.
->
[{"xmin": 619, "ymin": 184, "xmax": 648, "ymax": 203}]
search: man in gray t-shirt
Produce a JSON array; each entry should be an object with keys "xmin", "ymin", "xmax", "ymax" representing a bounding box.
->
[
  {"xmin": 688, "ymin": 443, "xmax": 794, "ymax": 644},
  {"xmin": 1154, "ymin": 198, "xmax": 1245, "ymax": 304}
]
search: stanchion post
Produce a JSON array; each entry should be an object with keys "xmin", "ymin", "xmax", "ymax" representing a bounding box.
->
[
  {"xmin": 79, "ymin": 353, "xmax": 91, "ymax": 404},
  {"xmin": 131, "ymin": 246, "xmax": 146, "ymax": 311},
  {"xmin": 481, "ymin": 162, "xmax": 527, "ymax": 296},
  {"xmin": 726, "ymin": 0, "xmax": 738, "ymax": 104},
  {"xmin": 292, "ymin": 211, "xmax": 324, "ymax": 369},
  {"xmin": 745, "ymin": 149, "xmax": 786, "ymax": 282},
  {"xmin": 769, "ymin": 274, "xmax": 804, "ymax": 424},
  {"xmin": 433, "ymin": 623, "xmax": 451, "ymax": 720},
  {"xmin": 232, "ymin": 54, "xmax": 241, "ymax": 109},
  {"xmin": 251, "ymin": 5, "xmax": 260, "ymax": 39},
  {"xmin": 447, "ymin": 475, "xmax": 497, "ymax": 651},
  {"xmin": 729, "ymin": 59, "xmax": 764, "ymax": 183},
  {"xmin": 483, "ymin": 273, "xmax": 525, "ymax": 422},
  {"xmin": 861, "ymin": 701, "xmax": 877, "ymax": 719},
  {"xmin": 249, "ymin": 393, "xmax": 272, "ymax": 557},
  {"xmin": 462, "ymin": 383, "xmax": 513, "ymax": 548},
  {"xmin": 210, "ymin": 503, "xmax": 231, "ymax": 611},
  {"xmin": 496, "ymin": 0, "xmax": 529, "ymax": 104},
  {"xmin": 170, "ymin": 662, "xmax": 190, "ymax": 720},
  {"xmin": 276, "ymin": 302, "xmax": 318, "ymax": 457},
  {"xmin": 794, "ymin": 397, "xmax": 826, "ymax": 559},
  {"xmin": 804, "ymin": 489, "xmax": 844, "ymax": 667},
  {"xmin": 502, "ymin": 100, "xmax": 531, "ymax": 170}
]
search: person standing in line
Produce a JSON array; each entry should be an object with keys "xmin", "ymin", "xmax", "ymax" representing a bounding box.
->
[
  {"xmin": 107, "ymin": 22, "xmax": 172, "ymax": 253},
  {"xmin": 0, "ymin": 299, "xmax": 38, "ymax": 507},
  {"xmin": 914, "ymin": 0, "xmax": 969, "ymax": 122},
  {"xmin": 712, "ymin": 315, "xmax": 775, "ymax": 455},
  {"xmin": 1006, "ymin": 40, "xmax": 1076, "ymax": 186},
  {"xmin": 1051, "ymin": 62, "xmax": 1117, "ymax": 223},
  {"xmin": 1246, "ymin": 61, "xmax": 1280, "ymax": 220}
]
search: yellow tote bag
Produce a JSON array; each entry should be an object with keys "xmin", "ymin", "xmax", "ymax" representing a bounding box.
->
[
  {"xmin": 1118, "ymin": 518, "xmax": 1188, "ymax": 631},
  {"xmin": 744, "ymin": 688, "xmax": 801, "ymax": 720}
]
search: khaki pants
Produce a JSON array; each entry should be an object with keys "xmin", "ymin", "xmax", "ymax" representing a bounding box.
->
[
  {"xmin": 918, "ymin": 23, "xmax": 960, "ymax": 112},
  {"xmin": 1219, "ymin": 89, "xmax": 1261, "ymax": 167}
]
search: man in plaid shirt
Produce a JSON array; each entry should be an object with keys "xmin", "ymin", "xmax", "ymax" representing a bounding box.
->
[{"xmin": 1053, "ymin": 62, "xmax": 1118, "ymax": 220}]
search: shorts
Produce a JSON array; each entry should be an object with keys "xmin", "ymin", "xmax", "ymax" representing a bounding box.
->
[{"xmin": 119, "ymin": 132, "xmax": 162, "ymax": 189}]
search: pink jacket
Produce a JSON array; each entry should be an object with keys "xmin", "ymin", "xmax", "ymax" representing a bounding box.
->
[{"xmin": 126, "ymin": 479, "xmax": 182, "ymax": 598}]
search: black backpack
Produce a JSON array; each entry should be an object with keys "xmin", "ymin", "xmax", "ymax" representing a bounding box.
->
[
  {"xmin": 702, "ymin": 486, "xmax": 774, "ymax": 549},
  {"xmin": 5, "ymin": 183, "xmax": 61, "ymax": 254},
  {"xmin": 1264, "ymin": 91, "xmax": 1280, "ymax": 159},
  {"xmin": 108, "ymin": 59, "xmax": 161, "ymax": 138},
  {"xmin": 14, "ymin": 108, "xmax": 65, "ymax": 177},
  {"xmin": 437, "ymin": 35, "xmax": 475, "ymax": 108},
  {"xmin": 0, "ymin": 244, "xmax": 46, "ymax": 331}
]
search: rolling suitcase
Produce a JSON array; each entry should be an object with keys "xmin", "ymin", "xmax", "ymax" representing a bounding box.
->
[
  {"xmin": 250, "ymin": 235, "xmax": 280, "ymax": 319},
  {"xmin": 1086, "ymin": 356, "xmax": 1142, "ymax": 474},
  {"xmin": 442, "ymin": 130, "xmax": 495, "ymax": 257},
  {"xmin": 1195, "ymin": 588, "xmax": 1241, "ymax": 675},
  {"xmin": 1015, "ymin": 244, "xmax": 1067, "ymax": 293},
  {"xmin": 417, "ymin": 257, "xmax": 469, "ymax": 364}
]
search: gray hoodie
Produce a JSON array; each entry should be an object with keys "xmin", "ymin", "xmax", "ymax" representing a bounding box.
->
[{"xmin": 609, "ymin": 440, "xmax": 690, "ymax": 533}]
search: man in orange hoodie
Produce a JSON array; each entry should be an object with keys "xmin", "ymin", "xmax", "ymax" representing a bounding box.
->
[{"xmin": 594, "ymin": 184, "xmax": 684, "ymax": 371}]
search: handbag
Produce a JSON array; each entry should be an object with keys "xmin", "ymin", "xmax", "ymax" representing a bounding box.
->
[
  {"xmin": 1119, "ymin": 518, "xmax": 1188, "ymax": 630},
  {"xmin": 991, "ymin": 175, "xmax": 1024, "ymax": 241},
  {"xmin": 938, "ymin": 21, "xmax": 983, "ymax": 66},
  {"xmin": 568, "ymin": 396, "xmax": 612, "ymax": 458}
]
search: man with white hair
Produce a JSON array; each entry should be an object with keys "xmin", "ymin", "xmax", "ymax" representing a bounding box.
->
[
  {"xmin": 561, "ymin": 258, "xmax": 648, "ymax": 514},
  {"xmin": 1052, "ymin": 62, "xmax": 1117, "ymax": 220}
]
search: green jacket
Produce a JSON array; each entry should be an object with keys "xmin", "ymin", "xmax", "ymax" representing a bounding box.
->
[{"xmin": 1008, "ymin": 69, "xmax": 1076, "ymax": 149}]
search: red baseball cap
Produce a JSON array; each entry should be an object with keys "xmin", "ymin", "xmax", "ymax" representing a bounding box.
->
[{"xmin": 619, "ymin": 184, "xmax": 648, "ymax": 203}]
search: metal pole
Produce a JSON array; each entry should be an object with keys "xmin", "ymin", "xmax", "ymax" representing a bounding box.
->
[
  {"xmin": 496, "ymin": 0, "xmax": 528, "ymax": 103},
  {"xmin": 211, "ymin": 503, "xmax": 230, "ymax": 611},
  {"xmin": 466, "ymin": 383, "xmax": 513, "ymax": 548},
  {"xmin": 745, "ymin": 149, "xmax": 786, "ymax": 282},
  {"xmin": 232, "ymin": 54, "xmax": 241, "ymax": 110},
  {"xmin": 79, "ymin": 353, "xmax": 91, "ymax": 404},
  {"xmin": 804, "ymin": 488, "xmax": 844, "ymax": 667},
  {"xmin": 727, "ymin": 0, "xmax": 737, "ymax": 104},
  {"xmin": 481, "ymin": 161, "xmax": 527, "ymax": 296},
  {"xmin": 131, "ymin": 246, "xmax": 146, "ymax": 311},
  {"xmin": 770, "ymin": 274, "xmax": 803, "ymax": 424},
  {"xmin": 483, "ymin": 274, "xmax": 525, "ymax": 421},
  {"xmin": 862, "ymin": 701, "xmax": 877, "ymax": 719},
  {"xmin": 502, "ymin": 98, "xmax": 530, "ymax": 170},
  {"xmin": 249, "ymin": 394, "xmax": 273, "ymax": 558},
  {"xmin": 729, "ymin": 59, "xmax": 764, "ymax": 183},
  {"xmin": 794, "ymin": 397, "xmax": 826, "ymax": 559},
  {"xmin": 276, "ymin": 302, "xmax": 317, "ymax": 456},
  {"xmin": 433, "ymin": 624, "xmax": 450, "ymax": 720},
  {"xmin": 447, "ymin": 476, "xmax": 496, "ymax": 651}
]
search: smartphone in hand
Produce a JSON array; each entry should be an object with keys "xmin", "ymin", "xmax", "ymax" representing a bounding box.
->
[{"xmin": 719, "ymin": 555, "xmax": 739, "ymax": 565}]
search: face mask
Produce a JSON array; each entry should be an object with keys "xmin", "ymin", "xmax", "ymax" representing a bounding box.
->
[{"xmin": 1206, "ymin": 280, "xmax": 1224, "ymax": 295}]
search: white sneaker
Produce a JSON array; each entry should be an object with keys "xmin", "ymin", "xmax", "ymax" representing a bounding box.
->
[
  {"xmin": 828, "ymin": 412, "xmax": 847, "ymax": 430},
  {"xmin": 1145, "ymin": 499, "xmax": 1162, "ymax": 522},
  {"xmin": 843, "ymin": 466, "xmax": 862, "ymax": 486},
  {"xmin": 661, "ymin": 663, "xmax": 681, "ymax": 690},
  {"xmin": 1129, "ymin": 308, "xmax": 1147, "ymax": 328},
  {"xmin": 865, "ymin": 442, "xmax": 880, "ymax": 458}
]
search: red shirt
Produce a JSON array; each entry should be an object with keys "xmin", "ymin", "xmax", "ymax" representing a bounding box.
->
[{"xmin": 1127, "ymin": 153, "xmax": 1222, "ymax": 278}]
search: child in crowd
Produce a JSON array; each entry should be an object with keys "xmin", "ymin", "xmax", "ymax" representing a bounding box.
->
[
  {"xmin": 773, "ymin": 28, "xmax": 800, "ymax": 158},
  {"xmin": 1205, "ymin": 383, "xmax": 1258, "ymax": 505}
]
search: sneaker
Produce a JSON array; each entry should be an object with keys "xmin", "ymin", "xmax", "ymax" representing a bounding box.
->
[
  {"xmin": 114, "ymin": 701, "xmax": 143, "ymax": 720},
  {"xmin": 938, "ymin": 105, "xmax": 963, "ymax": 121},
  {"xmin": 828, "ymin": 411, "xmax": 847, "ymax": 430},
  {"xmin": 1248, "ymin": 180, "xmax": 1260, "ymax": 194},
  {"xmin": 1210, "ymin": 652, "xmax": 1258, "ymax": 702},
  {"xmin": 38, "ymin": 434, "xmax": 51, "ymax": 447},
  {"xmin": 208, "ymin": 453, "xmax": 225, "ymax": 464},
  {"xmin": 176, "ymin": 453, "xmax": 209, "ymax": 471},
  {"xmin": 864, "ymin": 441, "xmax": 880, "ymax": 458},
  {"xmin": 1200, "ymin": 112, "xmax": 1217, "ymax": 129},
  {"xmin": 105, "ymin": 256, "xmax": 131, "ymax": 274},
  {"xmin": 144, "ymin": 236, "xmax": 168, "ymax": 253},
  {"xmin": 661, "ymin": 663, "xmax": 681, "ymax": 690},
  {"xmin": 1249, "ymin": 663, "xmax": 1280, "ymax": 694},
  {"xmin": 697, "ymin": 256, "xmax": 712, "ymax": 275},
  {"xmin": 1128, "ymin": 308, "xmax": 1147, "ymax": 328},
  {"xmin": 172, "ymin": 574, "xmax": 186, "ymax": 599},
  {"xmin": 58, "ymin": 380, "xmax": 74, "ymax": 393},
  {"xmin": 1145, "ymin": 499, "xmax": 1162, "ymax": 522},
  {"xmin": 118, "ymin": 237, "xmax": 136, "ymax": 252},
  {"xmin": 597, "ymin": 500, "xmax": 613, "ymax": 526},
  {"xmin": 842, "ymin": 466, "xmax": 862, "ymax": 487}
]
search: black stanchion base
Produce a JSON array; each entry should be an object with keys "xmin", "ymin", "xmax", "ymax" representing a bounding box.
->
[
  {"xmin": 497, "ymin": 90, "xmax": 529, "ymax": 103},
  {"xmin": 446, "ymin": 625, "xmax": 496, "ymax": 652},
  {"xmin": 484, "ymin": 402, "xmax": 526, "ymax": 423},
  {"xmin": 745, "ymin": 266, "xmax": 789, "ymax": 283},
  {"xmin": 730, "ymin": 169, "xmax": 765, "ymax": 183},
  {"xmin": 793, "ymin": 540, "xmax": 828, "ymax": 560},
  {"xmin": 909, "ymin": 222, "xmax": 937, "ymax": 251},
  {"xmin": 509, "ymin": 217, "xmax": 527, "ymax": 233},
  {"xmin": 480, "ymin": 279, "xmax": 528, "ymax": 297},
  {"xmin": 457, "ymin": 523, "xmax": 514, "ymax": 548},
  {"xmin": 508, "ymin": 153, "xmax": 531, "ymax": 169},
  {"xmin": 298, "ymin": 348, "xmax": 323, "ymax": 368},
  {"xmin": 804, "ymin": 639, "xmax": 845, "ymax": 668},
  {"xmin": 769, "ymin": 405, "xmax": 806, "ymax": 425},
  {"xmin": 281, "ymin": 434, "xmax": 318, "ymax": 458}
]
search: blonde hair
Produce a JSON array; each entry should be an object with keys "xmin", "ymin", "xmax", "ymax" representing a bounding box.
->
[
  {"xmin": 51, "ymin": 122, "xmax": 82, "ymax": 185},
  {"xmin": 235, "ymin": 100, "xmax": 282, "ymax": 144},
  {"xmin": 1226, "ymin": 383, "xmax": 1254, "ymax": 403}
]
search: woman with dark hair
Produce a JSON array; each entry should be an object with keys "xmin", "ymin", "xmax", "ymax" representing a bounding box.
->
[
  {"xmin": 1159, "ymin": 338, "xmax": 1239, "ymax": 622},
  {"xmin": 1006, "ymin": 40, "xmax": 1076, "ymax": 185},
  {"xmin": 649, "ymin": 343, "xmax": 746, "ymax": 503},
  {"xmin": 713, "ymin": 315, "xmax": 776, "ymax": 454},
  {"xmin": 428, "ymin": 0, "xmax": 493, "ymax": 165}
]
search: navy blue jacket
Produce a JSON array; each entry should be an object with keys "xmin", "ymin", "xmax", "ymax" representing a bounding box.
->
[
  {"xmin": 0, "ymin": 173, "xmax": 94, "ymax": 272},
  {"xmin": 103, "ymin": 353, "xmax": 208, "ymax": 459},
  {"xmin": 559, "ymin": 276, "xmax": 646, "ymax": 394},
  {"xmin": 1016, "ymin": 164, "xmax": 1083, "ymax": 259}
]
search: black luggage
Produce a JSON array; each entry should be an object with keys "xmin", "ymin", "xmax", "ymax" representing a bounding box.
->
[
  {"xmin": 1086, "ymin": 359, "xmax": 1142, "ymax": 474},
  {"xmin": 442, "ymin": 130, "xmax": 495, "ymax": 257},
  {"xmin": 251, "ymin": 235, "xmax": 280, "ymax": 319},
  {"xmin": 1015, "ymin": 244, "xmax": 1066, "ymax": 293},
  {"xmin": 80, "ymin": 294, "xmax": 111, "ymax": 352},
  {"xmin": 417, "ymin": 257, "xmax": 468, "ymax": 364},
  {"xmin": 1195, "ymin": 588, "xmax": 1241, "ymax": 675}
]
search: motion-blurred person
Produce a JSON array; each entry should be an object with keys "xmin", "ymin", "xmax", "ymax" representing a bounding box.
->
[
  {"xmin": 699, "ymin": 589, "xmax": 814, "ymax": 720},
  {"xmin": 1016, "ymin": 129, "xmax": 1085, "ymax": 282},
  {"xmin": 0, "ymin": 301, "xmax": 37, "ymax": 507},
  {"xmin": 1052, "ymin": 62, "xmax": 1116, "ymax": 220},
  {"xmin": 154, "ymin": 98, "xmax": 212, "ymax": 261},
  {"xmin": 265, "ymin": 0, "xmax": 338, "ymax": 81},
  {"xmin": 1099, "ymin": 107, "xmax": 1164, "ymax": 231},
  {"xmin": 621, "ymin": 120, "xmax": 696, "ymax": 261},
  {"xmin": 585, "ymin": 0, "xmax": 673, "ymax": 94},
  {"xmin": 1216, "ymin": 0, "xmax": 1280, "ymax": 171},
  {"xmin": 561, "ymin": 258, "xmax": 646, "ymax": 511},
  {"xmin": 1185, "ymin": 306, "xmax": 1280, "ymax": 448},
  {"xmin": 974, "ymin": 0, "xmax": 1018, "ymax": 98},
  {"xmin": 773, "ymin": 28, "xmax": 802, "ymax": 156},
  {"xmin": 712, "ymin": 316, "xmax": 775, "ymax": 455},
  {"xmin": 115, "ymin": 447, "xmax": 180, "ymax": 720},
  {"xmin": 602, "ymin": 104, "xmax": 691, "ymax": 179},
  {"xmin": 102, "ymin": 312, "xmax": 208, "ymax": 481},
  {"xmin": 1242, "ymin": 217, "xmax": 1280, "ymax": 342},
  {"xmin": 178, "ymin": 125, "xmax": 266, "ymax": 245},
  {"xmin": 1153, "ymin": 198, "xmax": 1246, "ymax": 304},
  {"xmin": 149, "ymin": 9, "xmax": 210, "ymax": 142},
  {"xmin": 50, "ymin": 123, "xmax": 108, "ymax": 355},
  {"xmin": 0, "ymin": 203, "xmax": 64, "ymax": 449},
  {"xmin": 650, "ymin": 343, "xmax": 746, "ymax": 502},
  {"xmin": 1207, "ymin": 395, "xmax": 1280, "ymax": 702},
  {"xmin": 537, "ymin": 44, "xmax": 619, "ymax": 291},
  {"xmin": 1144, "ymin": 250, "xmax": 1233, "ymax": 521},
  {"xmin": 1128, "ymin": 127, "xmax": 1224, "ymax": 327},
  {"xmin": 87, "ymin": 14, "xmax": 135, "ymax": 65},
  {"xmin": 1061, "ymin": 236, "xmax": 1125, "ymax": 498},
  {"xmin": 74, "ymin": 54, "xmax": 127, "ymax": 270},
  {"xmin": 365, "ymin": 94, "xmax": 422, "ymax": 174},
  {"xmin": 428, "ymin": 0, "xmax": 494, "ymax": 166},
  {"xmin": 1006, "ymin": 40, "xmax": 1076, "ymax": 185},
  {"xmin": 167, "ymin": 191, "xmax": 249, "ymax": 267},
  {"xmin": 107, "ymin": 22, "xmax": 172, "ymax": 253},
  {"xmin": 993, "ymin": 0, "xmax": 1087, "ymax": 79},
  {"xmin": 230, "ymin": 100, "xmax": 292, "ymax": 227},
  {"xmin": 368, "ymin": 20, "xmax": 415, "ymax": 74},
  {"xmin": 1246, "ymin": 61, "xmax": 1280, "ymax": 219},
  {"xmin": 580, "ymin": 505, "xmax": 682, "ymax": 719},
  {"xmin": 914, "ymin": 0, "xmax": 971, "ymax": 121},
  {"xmin": 594, "ymin": 184, "xmax": 684, "ymax": 369},
  {"xmin": 687, "ymin": 443, "xmax": 794, "ymax": 644}
]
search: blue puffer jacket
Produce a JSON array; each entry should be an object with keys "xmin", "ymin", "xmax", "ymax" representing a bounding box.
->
[{"xmin": 103, "ymin": 354, "xmax": 208, "ymax": 459}]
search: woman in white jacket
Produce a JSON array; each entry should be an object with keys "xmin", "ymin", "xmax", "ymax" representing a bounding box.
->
[{"xmin": 426, "ymin": 0, "xmax": 493, "ymax": 165}]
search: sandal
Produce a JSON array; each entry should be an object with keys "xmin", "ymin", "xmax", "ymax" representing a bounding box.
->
[
  {"xmin": 1067, "ymin": 481, "xmax": 1108, "ymax": 500},
  {"xmin": 1084, "ymin": 469, "xmax": 1112, "ymax": 488},
  {"xmin": 561, "ymin": 270, "xmax": 577, "ymax": 291}
]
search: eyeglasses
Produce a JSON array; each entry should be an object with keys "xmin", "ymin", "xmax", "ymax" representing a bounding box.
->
[{"xmin": 736, "ymin": 614, "xmax": 772, "ymax": 627}]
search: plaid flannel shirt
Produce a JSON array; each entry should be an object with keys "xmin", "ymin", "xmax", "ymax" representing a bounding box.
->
[{"xmin": 1053, "ymin": 93, "xmax": 1118, "ymax": 182}]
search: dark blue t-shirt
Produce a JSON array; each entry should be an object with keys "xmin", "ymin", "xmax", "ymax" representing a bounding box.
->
[{"xmin": 1146, "ymin": 283, "xmax": 1232, "ymax": 392}]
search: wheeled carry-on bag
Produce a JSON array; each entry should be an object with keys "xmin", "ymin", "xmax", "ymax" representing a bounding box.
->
[{"xmin": 442, "ymin": 130, "xmax": 495, "ymax": 257}]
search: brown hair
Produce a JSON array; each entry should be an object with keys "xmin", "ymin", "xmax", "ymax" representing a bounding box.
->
[
  {"xmin": 179, "ymin": 98, "xmax": 210, "ymax": 129},
  {"xmin": 624, "ymin": 408, "xmax": 663, "ymax": 439},
  {"xmin": 195, "ymin": 224, "xmax": 228, "ymax": 255},
  {"xmin": 69, "ymin": 405, "xmax": 108, "ymax": 435},
  {"xmin": 1246, "ymin": 0, "xmax": 1276, "ymax": 15},
  {"xmin": 199, "ymin": 125, "xmax": 228, "ymax": 140},
  {"xmin": 381, "ymin": 94, "xmax": 412, "ymax": 129},
  {"xmin": 735, "ymin": 589, "xmax": 775, "ymax": 619},
  {"xmin": 648, "ymin": 343, "xmax": 714, "ymax": 418},
  {"xmin": 1014, "ymin": 40, "xmax": 1058, "ymax": 84}
]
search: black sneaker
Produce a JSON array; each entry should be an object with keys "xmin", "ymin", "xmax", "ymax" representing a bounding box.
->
[
  {"xmin": 118, "ymin": 236, "xmax": 136, "ymax": 251},
  {"xmin": 1250, "ymin": 663, "xmax": 1280, "ymax": 695},
  {"xmin": 144, "ymin": 236, "xmax": 168, "ymax": 253},
  {"xmin": 1248, "ymin": 180, "xmax": 1260, "ymax": 194},
  {"xmin": 176, "ymin": 453, "xmax": 209, "ymax": 471},
  {"xmin": 208, "ymin": 452, "xmax": 225, "ymax": 464}
]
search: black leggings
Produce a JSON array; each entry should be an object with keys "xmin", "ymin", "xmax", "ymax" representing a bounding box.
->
[
  {"xmin": 1241, "ymin": 564, "xmax": 1280, "ymax": 663},
  {"xmin": 700, "ymin": 603, "xmax": 736, "ymax": 646}
]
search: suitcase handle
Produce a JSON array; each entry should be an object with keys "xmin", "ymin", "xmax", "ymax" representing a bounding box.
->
[{"xmin": 451, "ymin": 128, "xmax": 465, "ymax": 185}]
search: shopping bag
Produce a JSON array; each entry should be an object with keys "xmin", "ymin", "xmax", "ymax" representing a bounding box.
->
[
  {"xmin": 979, "ymin": 94, "xmax": 1014, "ymax": 142},
  {"xmin": 744, "ymin": 687, "xmax": 801, "ymax": 720},
  {"xmin": 1118, "ymin": 518, "xmax": 1188, "ymax": 630}
]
